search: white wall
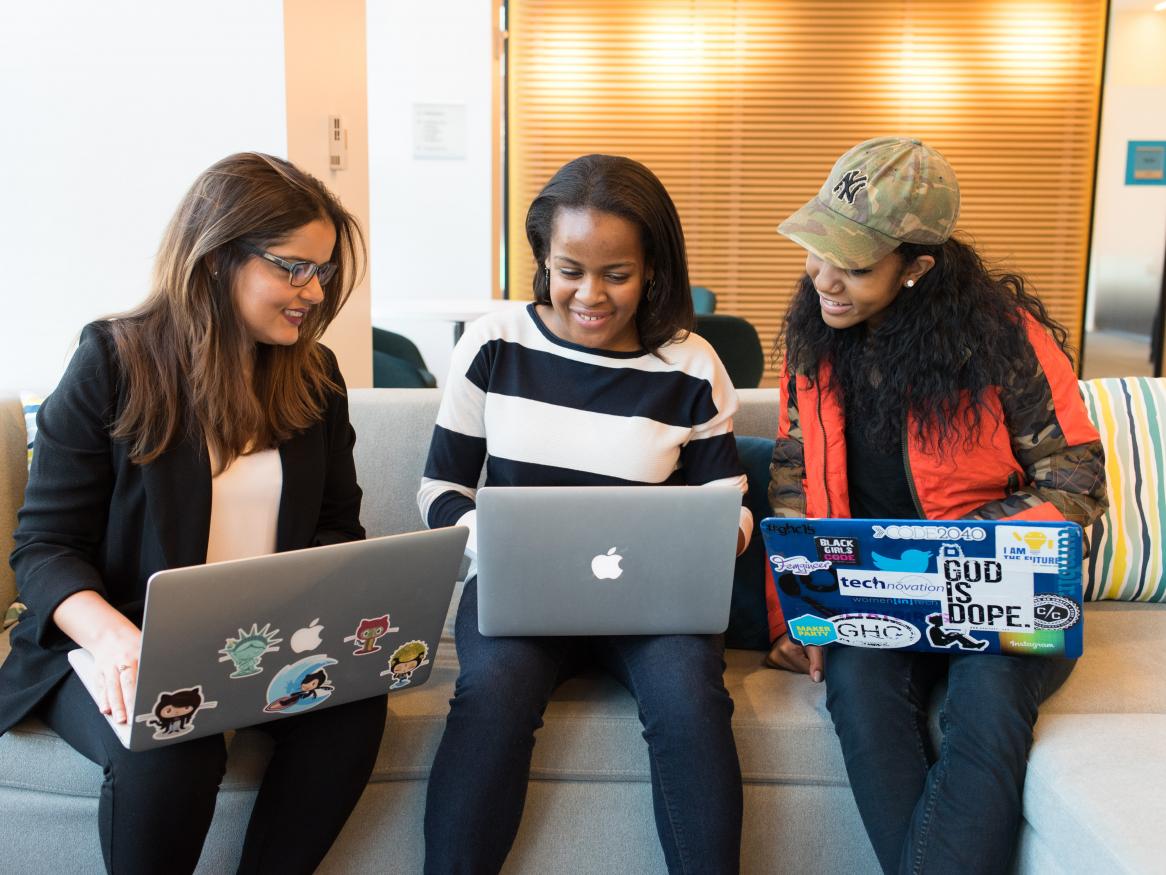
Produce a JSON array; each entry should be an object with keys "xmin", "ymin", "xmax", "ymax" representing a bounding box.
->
[
  {"xmin": 0, "ymin": 1, "xmax": 288, "ymax": 394},
  {"xmin": 285, "ymin": 0, "xmax": 373, "ymax": 387},
  {"xmin": 1086, "ymin": 9, "xmax": 1166, "ymax": 336},
  {"xmin": 366, "ymin": 0, "xmax": 496, "ymax": 386}
]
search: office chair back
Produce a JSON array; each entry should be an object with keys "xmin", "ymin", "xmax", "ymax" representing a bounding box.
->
[
  {"xmin": 694, "ymin": 314, "xmax": 765, "ymax": 389},
  {"xmin": 372, "ymin": 328, "xmax": 437, "ymax": 388}
]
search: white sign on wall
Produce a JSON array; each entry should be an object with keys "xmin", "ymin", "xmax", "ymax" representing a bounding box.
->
[{"xmin": 412, "ymin": 103, "xmax": 467, "ymax": 160}]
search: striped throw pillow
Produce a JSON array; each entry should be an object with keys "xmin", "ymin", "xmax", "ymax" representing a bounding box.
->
[
  {"xmin": 20, "ymin": 391, "xmax": 43, "ymax": 468},
  {"xmin": 1079, "ymin": 377, "xmax": 1166, "ymax": 601}
]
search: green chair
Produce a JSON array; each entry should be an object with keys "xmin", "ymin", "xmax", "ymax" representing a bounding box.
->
[
  {"xmin": 691, "ymin": 285, "xmax": 717, "ymax": 314},
  {"xmin": 694, "ymin": 314, "xmax": 765, "ymax": 388},
  {"xmin": 372, "ymin": 328, "xmax": 437, "ymax": 388}
]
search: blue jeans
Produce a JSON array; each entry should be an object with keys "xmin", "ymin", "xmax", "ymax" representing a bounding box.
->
[
  {"xmin": 825, "ymin": 647, "xmax": 1075, "ymax": 875},
  {"xmin": 423, "ymin": 578, "xmax": 742, "ymax": 875}
]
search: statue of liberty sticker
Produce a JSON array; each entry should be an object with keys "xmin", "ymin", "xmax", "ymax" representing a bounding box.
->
[{"xmin": 219, "ymin": 622, "xmax": 283, "ymax": 678}]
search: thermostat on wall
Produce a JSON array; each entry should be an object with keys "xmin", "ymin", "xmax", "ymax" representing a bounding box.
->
[{"xmin": 329, "ymin": 115, "xmax": 347, "ymax": 171}]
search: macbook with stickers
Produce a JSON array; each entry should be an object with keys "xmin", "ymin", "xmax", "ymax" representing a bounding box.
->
[
  {"xmin": 475, "ymin": 485, "xmax": 742, "ymax": 635},
  {"xmin": 759, "ymin": 517, "xmax": 1084, "ymax": 658},
  {"xmin": 67, "ymin": 526, "xmax": 468, "ymax": 751}
]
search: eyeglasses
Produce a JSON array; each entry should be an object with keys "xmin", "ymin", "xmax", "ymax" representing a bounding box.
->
[{"xmin": 242, "ymin": 243, "xmax": 337, "ymax": 288}]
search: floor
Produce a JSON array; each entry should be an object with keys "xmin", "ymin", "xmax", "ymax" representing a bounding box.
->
[{"xmin": 1081, "ymin": 330, "xmax": 1158, "ymax": 380}]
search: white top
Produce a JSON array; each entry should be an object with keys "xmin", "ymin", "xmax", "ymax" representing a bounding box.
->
[
  {"xmin": 418, "ymin": 303, "xmax": 752, "ymax": 565},
  {"xmin": 206, "ymin": 447, "xmax": 283, "ymax": 564}
]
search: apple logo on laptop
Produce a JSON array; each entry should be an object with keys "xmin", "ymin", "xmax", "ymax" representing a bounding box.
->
[
  {"xmin": 591, "ymin": 547, "xmax": 624, "ymax": 580},
  {"xmin": 290, "ymin": 618, "xmax": 324, "ymax": 653}
]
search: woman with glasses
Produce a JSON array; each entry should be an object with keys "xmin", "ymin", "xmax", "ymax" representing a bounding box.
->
[{"xmin": 0, "ymin": 152, "xmax": 384, "ymax": 875}]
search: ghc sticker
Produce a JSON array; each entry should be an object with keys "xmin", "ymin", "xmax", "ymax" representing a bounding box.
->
[
  {"xmin": 831, "ymin": 613, "xmax": 922, "ymax": 649},
  {"xmin": 787, "ymin": 614, "xmax": 838, "ymax": 646}
]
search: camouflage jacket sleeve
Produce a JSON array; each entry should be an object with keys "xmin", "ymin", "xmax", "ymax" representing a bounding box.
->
[
  {"xmin": 768, "ymin": 365, "xmax": 808, "ymax": 518},
  {"xmin": 968, "ymin": 361, "xmax": 1108, "ymax": 528}
]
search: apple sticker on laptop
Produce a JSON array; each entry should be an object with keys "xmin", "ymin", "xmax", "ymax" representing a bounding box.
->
[
  {"xmin": 136, "ymin": 686, "xmax": 219, "ymax": 740},
  {"xmin": 218, "ymin": 622, "xmax": 283, "ymax": 678},
  {"xmin": 290, "ymin": 618, "xmax": 325, "ymax": 654},
  {"xmin": 591, "ymin": 547, "xmax": 624, "ymax": 580},
  {"xmin": 263, "ymin": 655, "xmax": 338, "ymax": 714}
]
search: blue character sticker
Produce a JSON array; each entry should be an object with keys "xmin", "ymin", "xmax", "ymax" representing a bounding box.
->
[{"xmin": 263, "ymin": 655, "xmax": 338, "ymax": 714}]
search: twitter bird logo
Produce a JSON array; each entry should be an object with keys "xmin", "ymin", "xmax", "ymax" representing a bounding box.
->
[{"xmin": 871, "ymin": 549, "xmax": 932, "ymax": 572}]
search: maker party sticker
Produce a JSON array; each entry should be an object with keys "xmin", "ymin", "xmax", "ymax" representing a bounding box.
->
[
  {"xmin": 787, "ymin": 614, "xmax": 838, "ymax": 646},
  {"xmin": 830, "ymin": 613, "xmax": 922, "ymax": 649}
]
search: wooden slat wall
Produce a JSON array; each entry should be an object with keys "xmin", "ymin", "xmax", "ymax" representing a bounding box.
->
[{"xmin": 507, "ymin": 0, "xmax": 1106, "ymax": 384}]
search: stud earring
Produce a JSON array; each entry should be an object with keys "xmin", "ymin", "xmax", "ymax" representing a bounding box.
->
[{"xmin": 905, "ymin": 279, "xmax": 916, "ymax": 288}]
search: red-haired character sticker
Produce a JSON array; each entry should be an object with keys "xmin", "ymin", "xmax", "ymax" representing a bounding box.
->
[{"xmin": 343, "ymin": 614, "xmax": 399, "ymax": 656}]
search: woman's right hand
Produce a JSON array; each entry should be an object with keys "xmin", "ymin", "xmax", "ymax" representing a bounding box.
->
[
  {"xmin": 764, "ymin": 633, "xmax": 824, "ymax": 683},
  {"xmin": 52, "ymin": 590, "xmax": 142, "ymax": 723}
]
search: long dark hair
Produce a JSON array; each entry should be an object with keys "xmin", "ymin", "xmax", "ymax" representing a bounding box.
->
[
  {"xmin": 525, "ymin": 154, "xmax": 694, "ymax": 353},
  {"xmin": 777, "ymin": 235, "xmax": 1071, "ymax": 453},
  {"xmin": 108, "ymin": 152, "xmax": 365, "ymax": 472}
]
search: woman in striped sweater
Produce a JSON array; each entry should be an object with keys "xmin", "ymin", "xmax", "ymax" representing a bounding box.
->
[{"xmin": 418, "ymin": 155, "xmax": 749, "ymax": 875}]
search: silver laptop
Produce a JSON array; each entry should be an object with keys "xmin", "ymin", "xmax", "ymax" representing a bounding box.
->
[
  {"xmin": 475, "ymin": 486, "xmax": 741, "ymax": 635},
  {"xmin": 69, "ymin": 527, "xmax": 468, "ymax": 750}
]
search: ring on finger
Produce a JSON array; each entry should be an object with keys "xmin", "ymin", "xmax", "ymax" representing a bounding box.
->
[{"xmin": 115, "ymin": 664, "xmax": 132, "ymax": 674}]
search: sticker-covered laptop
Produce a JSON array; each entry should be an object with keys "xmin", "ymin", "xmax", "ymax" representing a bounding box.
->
[
  {"xmin": 759, "ymin": 518, "xmax": 1083, "ymax": 657},
  {"xmin": 68, "ymin": 526, "xmax": 468, "ymax": 750}
]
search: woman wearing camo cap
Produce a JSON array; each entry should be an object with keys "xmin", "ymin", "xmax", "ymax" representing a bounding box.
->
[{"xmin": 764, "ymin": 137, "xmax": 1107, "ymax": 874}]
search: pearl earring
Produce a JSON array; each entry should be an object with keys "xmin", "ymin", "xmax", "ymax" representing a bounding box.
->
[{"xmin": 905, "ymin": 279, "xmax": 915, "ymax": 288}]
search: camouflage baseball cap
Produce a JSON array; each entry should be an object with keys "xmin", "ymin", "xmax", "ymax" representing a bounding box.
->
[{"xmin": 778, "ymin": 137, "xmax": 960, "ymax": 269}]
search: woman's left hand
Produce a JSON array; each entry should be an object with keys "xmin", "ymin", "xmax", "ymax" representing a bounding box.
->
[{"xmin": 764, "ymin": 633, "xmax": 824, "ymax": 683}]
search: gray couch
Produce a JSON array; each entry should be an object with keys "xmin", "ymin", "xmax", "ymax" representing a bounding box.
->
[{"xmin": 1, "ymin": 388, "xmax": 1164, "ymax": 874}]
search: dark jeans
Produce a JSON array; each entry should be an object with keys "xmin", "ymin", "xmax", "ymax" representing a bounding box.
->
[
  {"xmin": 824, "ymin": 647, "xmax": 1075, "ymax": 875},
  {"xmin": 423, "ymin": 578, "xmax": 742, "ymax": 875},
  {"xmin": 40, "ymin": 673, "xmax": 386, "ymax": 875}
]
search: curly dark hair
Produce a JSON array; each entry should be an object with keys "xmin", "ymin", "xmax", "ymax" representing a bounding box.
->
[
  {"xmin": 525, "ymin": 154, "xmax": 694, "ymax": 353},
  {"xmin": 776, "ymin": 234, "xmax": 1073, "ymax": 454}
]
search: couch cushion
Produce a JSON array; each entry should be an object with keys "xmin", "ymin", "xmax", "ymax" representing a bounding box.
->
[
  {"xmin": 1039, "ymin": 601, "xmax": 1166, "ymax": 715},
  {"xmin": 1023, "ymin": 714, "xmax": 1166, "ymax": 873},
  {"xmin": 1079, "ymin": 377, "xmax": 1166, "ymax": 601},
  {"xmin": 5, "ymin": 601, "xmax": 1163, "ymax": 799}
]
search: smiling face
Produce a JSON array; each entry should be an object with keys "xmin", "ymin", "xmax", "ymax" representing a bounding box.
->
[
  {"xmin": 233, "ymin": 217, "xmax": 337, "ymax": 346},
  {"xmin": 806, "ymin": 250, "xmax": 933, "ymax": 330},
  {"xmin": 540, "ymin": 207, "xmax": 648, "ymax": 352}
]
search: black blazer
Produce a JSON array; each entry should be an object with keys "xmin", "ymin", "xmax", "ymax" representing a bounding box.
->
[{"xmin": 0, "ymin": 323, "xmax": 364, "ymax": 735}]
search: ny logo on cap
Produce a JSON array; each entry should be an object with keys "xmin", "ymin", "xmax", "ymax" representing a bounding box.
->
[{"xmin": 833, "ymin": 169, "xmax": 868, "ymax": 205}]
